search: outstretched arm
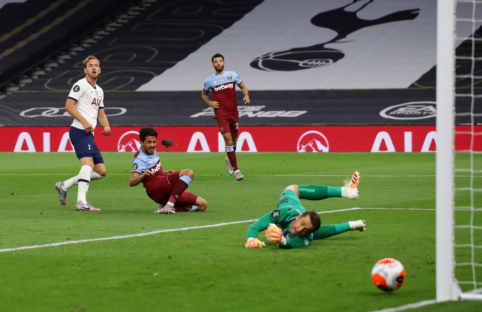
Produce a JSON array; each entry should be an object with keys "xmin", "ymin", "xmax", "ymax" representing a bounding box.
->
[{"xmin": 247, "ymin": 212, "xmax": 272, "ymax": 239}]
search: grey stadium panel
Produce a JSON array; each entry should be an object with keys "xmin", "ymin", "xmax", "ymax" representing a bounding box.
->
[{"xmin": 0, "ymin": 0, "xmax": 134, "ymax": 90}]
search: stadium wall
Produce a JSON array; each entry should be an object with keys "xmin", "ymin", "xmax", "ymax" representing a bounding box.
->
[{"xmin": 2, "ymin": 126, "xmax": 480, "ymax": 153}]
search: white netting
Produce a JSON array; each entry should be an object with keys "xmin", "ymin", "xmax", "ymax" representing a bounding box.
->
[{"xmin": 453, "ymin": 0, "xmax": 482, "ymax": 299}]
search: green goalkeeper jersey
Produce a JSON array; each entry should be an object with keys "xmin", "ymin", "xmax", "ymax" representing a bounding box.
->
[{"xmin": 246, "ymin": 189, "xmax": 313, "ymax": 249}]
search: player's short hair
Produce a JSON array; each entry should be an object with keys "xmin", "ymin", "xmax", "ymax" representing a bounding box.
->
[
  {"xmin": 302, "ymin": 211, "xmax": 321, "ymax": 232},
  {"xmin": 211, "ymin": 53, "xmax": 224, "ymax": 63},
  {"xmin": 139, "ymin": 127, "xmax": 158, "ymax": 142},
  {"xmin": 83, "ymin": 55, "xmax": 100, "ymax": 68}
]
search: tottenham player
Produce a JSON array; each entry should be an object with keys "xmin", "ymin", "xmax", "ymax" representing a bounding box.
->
[
  {"xmin": 54, "ymin": 55, "xmax": 111, "ymax": 211},
  {"xmin": 202, "ymin": 53, "xmax": 250, "ymax": 181},
  {"xmin": 129, "ymin": 127, "xmax": 208, "ymax": 214}
]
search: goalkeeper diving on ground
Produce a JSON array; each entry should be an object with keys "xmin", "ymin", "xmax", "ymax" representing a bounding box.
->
[{"xmin": 246, "ymin": 171, "xmax": 366, "ymax": 249}]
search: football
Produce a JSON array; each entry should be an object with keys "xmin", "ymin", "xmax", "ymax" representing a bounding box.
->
[{"xmin": 371, "ymin": 258, "xmax": 406, "ymax": 291}]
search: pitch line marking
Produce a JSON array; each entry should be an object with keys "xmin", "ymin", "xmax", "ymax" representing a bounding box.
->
[
  {"xmin": 369, "ymin": 299, "xmax": 437, "ymax": 312},
  {"xmin": 0, "ymin": 207, "xmax": 435, "ymax": 253}
]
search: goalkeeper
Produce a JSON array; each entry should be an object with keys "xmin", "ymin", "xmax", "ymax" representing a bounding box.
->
[{"xmin": 246, "ymin": 171, "xmax": 366, "ymax": 249}]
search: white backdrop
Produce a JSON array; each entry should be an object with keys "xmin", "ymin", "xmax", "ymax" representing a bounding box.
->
[{"xmin": 137, "ymin": 0, "xmax": 480, "ymax": 91}]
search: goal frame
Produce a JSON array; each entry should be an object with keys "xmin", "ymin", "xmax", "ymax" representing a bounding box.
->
[{"xmin": 437, "ymin": 0, "xmax": 482, "ymax": 301}]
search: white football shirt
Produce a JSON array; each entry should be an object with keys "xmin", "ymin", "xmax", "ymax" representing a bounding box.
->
[{"xmin": 67, "ymin": 77, "xmax": 104, "ymax": 131}]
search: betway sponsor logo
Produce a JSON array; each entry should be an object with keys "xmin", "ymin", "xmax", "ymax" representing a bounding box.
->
[
  {"xmin": 380, "ymin": 102, "xmax": 436, "ymax": 120},
  {"xmin": 190, "ymin": 105, "xmax": 307, "ymax": 118},
  {"xmin": 151, "ymin": 162, "xmax": 161, "ymax": 173},
  {"xmin": 213, "ymin": 83, "xmax": 234, "ymax": 92}
]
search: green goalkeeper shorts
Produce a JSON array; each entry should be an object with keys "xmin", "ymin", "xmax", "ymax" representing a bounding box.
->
[{"xmin": 276, "ymin": 189, "xmax": 306, "ymax": 212}]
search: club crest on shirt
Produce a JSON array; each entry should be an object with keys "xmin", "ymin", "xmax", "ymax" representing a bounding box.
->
[
  {"xmin": 272, "ymin": 210, "xmax": 280, "ymax": 218},
  {"xmin": 73, "ymin": 85, "xmax": 80, "ymax": 92},
  {"xmin": 227, "ymin": 76, "xmax": 232, "ymax": 80}
]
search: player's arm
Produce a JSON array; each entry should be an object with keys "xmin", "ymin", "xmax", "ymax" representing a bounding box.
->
[
  {"xmin": 129, "ymin": 170, "xmax": 152, "ymax": 187},
  {"xmin": 265, "ymin": 223, "xmax": 312, "ymax": 249},
  {"xmin": 65, "ymin": 98, "xmax": 93, "ymax": 132},
  {"xmin": 237, "ymin": 82, "xmax": 250, "ymax": 105},
  {"xmin": 201, "ymin": 89, "xmax": 219, "ymax": 109},
  {"xmin": 98, "ymin": 108, "xmax": 111, "ymax": 136},
  {"xmin": 246, "ymin": 211, "xmax": 273, "ymax": 239},
  {"xmin": 279, "ymin": 236, "xmax": 312, "ymax": 249}
]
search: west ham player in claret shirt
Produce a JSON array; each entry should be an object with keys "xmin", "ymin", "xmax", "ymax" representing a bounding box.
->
[
  {"xmin": 54, "ymin": 55, "xmax": 111, "ymax": 211},
  {"xmin": 202, "ymin": 53, "xmax": 250, "ymax": 181},
  {"xmin": 129, "ymin": 127, "xmax": 208, "ymax": 215}
]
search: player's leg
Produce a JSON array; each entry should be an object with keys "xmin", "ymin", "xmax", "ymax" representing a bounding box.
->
[
  {"xmin": 55, "ymin": 127, "xmax": 99, "ymax": 210},
  {"xmin": 232, "ymin": 131, "xmax": 238, "ymax": 152},
  {"xmin": 173, "ymin": 192, "xmax": 208, "ymax": 212},
  {"xmin": 227, "ymin": 115, "xmax": 243, "ymax": 180},
  {"xmin": 288, "ymin": 171, "xmax": 360, "ymax": 200},
  {"xmin": 74, "ymin": 156, "xmax": 100, "ymax": 211},
  {"xmin": 217, "ymin": 117, "xmax": 236, "ymax": 176},
  {"xmin": 92, "ymin": 144, "xmax": 107, "ymax": 178},
  {"xmin": 282, "ymin": 185, "xmax": 365, "ymax": 240},
  {"xmin": 55, "ymin": 166, "xmax": 104, "ymax": 205},
  {"xmin": 230, "ymin": 130, "xmax": 243, "ymax": 181},
  {"xmin": 156, "ymin": 170, "xmax": 195, "ymax": 214},
  {"xmin": 74, "ymin": 132, "xmax": 101, "ymax": 211},
  {"xmin": 313, "ymin": 221, "xmax": 366, "ymax": 240},
  {"xmin": 58, "ymin": 159, "xmax": 105, "ymax": 189},
  {"xmin": 55, "ymin": 134, "xmax": 105, "ymax": 207}
]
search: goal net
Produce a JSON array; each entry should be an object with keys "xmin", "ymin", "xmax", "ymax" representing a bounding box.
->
[{"xmin": 437, "ymin": 0, "xmax": 482, "ymax": 301}]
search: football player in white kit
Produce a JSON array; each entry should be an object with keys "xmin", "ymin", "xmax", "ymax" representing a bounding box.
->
[{"xmin": 54, "ymin": 55, "xmax": 111, "ymax": 211}]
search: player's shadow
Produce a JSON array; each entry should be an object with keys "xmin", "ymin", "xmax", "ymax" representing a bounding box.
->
[{"xmin": 250, "ymin": 0, "xmax": 419, "ymax": 71}]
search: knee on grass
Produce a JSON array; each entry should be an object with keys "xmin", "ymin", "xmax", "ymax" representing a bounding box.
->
[
  {"xmin": 181, "ymin": 169, "xmax": 195, "ymax": 179},
  {"xmin": 196, "ymin": 197, "xmax": 208, "ymax": 211}
]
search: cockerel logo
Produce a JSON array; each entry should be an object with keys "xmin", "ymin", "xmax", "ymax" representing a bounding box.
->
[{"xmin": 297, "ymin": 131, "xmax": 329, "ymax": 153}]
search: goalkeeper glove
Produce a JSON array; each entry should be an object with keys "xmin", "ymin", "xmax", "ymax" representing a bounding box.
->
[
  {"xmin": 265, "ymin": 223, "xmax": 287, "ymax": 246},
  {"xmin": 245, "ymin": 238, "xmax": 266, "ymax": 249}
]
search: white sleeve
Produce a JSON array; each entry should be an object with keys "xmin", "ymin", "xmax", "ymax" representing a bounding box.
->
[{"xmin": 68, "ymin": 83, "xmax": 84, "ymax": 102}]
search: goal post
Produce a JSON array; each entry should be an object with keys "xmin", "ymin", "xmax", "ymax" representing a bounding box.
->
[
  {"xmin": 436, "ymin": 0, "xmax": 457, "ymax": 301},
  {"xmin": 437, "ymin": 0, "xmax": 482, "ymax": 301}
]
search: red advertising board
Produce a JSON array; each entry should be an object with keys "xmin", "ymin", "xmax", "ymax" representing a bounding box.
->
[{"xmin": 0, "ymin": 126, "xmax": 480, "ymax": 152}]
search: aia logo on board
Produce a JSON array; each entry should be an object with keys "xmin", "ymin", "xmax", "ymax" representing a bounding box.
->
[
  {"xmin": 118, "ymin": 131, "xmax": 141, "ymax": 152},
  {"xmin": 297, "ymin": 131, "xmax": 329, "ymax": 153}
]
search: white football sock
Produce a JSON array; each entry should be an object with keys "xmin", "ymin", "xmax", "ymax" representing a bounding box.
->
[
  {"xmin": 63, "ymin": 170, "xmax": 104, "ymax": 191},
  {"xmin": 90, "ymin": 171, "xmax": 104, "ymax": 181},
  {"xmin": 63, "ymin": 175, "xmax": 78, "ymax": 190},
  {"xmin": 77, "ymin": 165, "xmax": 92, "ymax": 204}
]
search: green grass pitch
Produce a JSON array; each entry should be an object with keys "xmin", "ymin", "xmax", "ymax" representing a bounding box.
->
[{"xmin": 0, "ymin": 152, "xmax": 481, "ymax": 312}]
